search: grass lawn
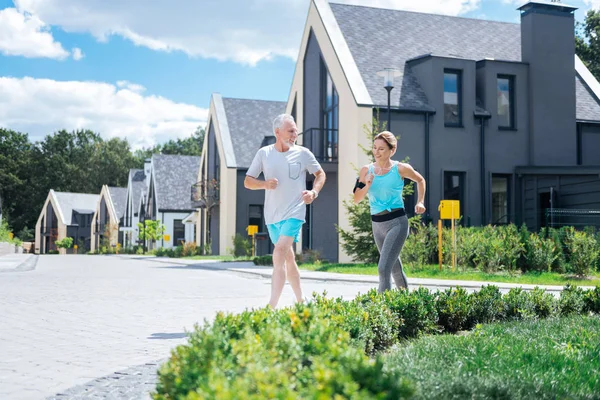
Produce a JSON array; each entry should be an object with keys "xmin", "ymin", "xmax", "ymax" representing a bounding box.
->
[
  {"xmin": 384, "ymin": 315, "xmax": 600, "ymax": 399},
  {"xmin": 299, "ymin": 262, "xmax": 600, "ymax": 286}
]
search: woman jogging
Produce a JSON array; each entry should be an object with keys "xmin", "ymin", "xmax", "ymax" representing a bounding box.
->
[{"xmin": 353, "ymin": 131, "xmax": 426, "ymax": 292}]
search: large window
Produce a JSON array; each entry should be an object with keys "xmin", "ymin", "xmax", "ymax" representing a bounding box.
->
[
  {"xmin": 444, "ymin": 70, "xmax": 462, "ymax": 126},
  {"xmin": 321, "ymin": 61, "xmax": 339, "ymax": 161},
  {"xmin": 444, "ymin": 171, "xmax": 466, "ymax": 220},
  {"xmin": 173, "ymin": 219, "xmax": 185, "ymax": 246},
  {"xmin": 491, "ymin": 175, "xmax": 510, "ymax": 224},
  {"xmin": 497, "ymin": 75, "xmax": 515, "ymax": 129}
]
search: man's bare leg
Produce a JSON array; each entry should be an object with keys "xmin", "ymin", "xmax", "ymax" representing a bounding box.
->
[
  {"xmin": 285, "ymin": 246, "xmax": 303, "ymax": 302},
  {"xmin": 269, "ymin": 235, "xmax": 294, "ymax": 308}
]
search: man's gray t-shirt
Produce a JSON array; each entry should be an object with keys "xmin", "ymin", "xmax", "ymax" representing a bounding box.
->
[{"xmin": 246, "ymin": 145, "xmax": 321, "ymax": 225}]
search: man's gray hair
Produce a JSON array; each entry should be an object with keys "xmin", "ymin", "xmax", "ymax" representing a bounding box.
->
[{"xmin": 273, "ymin": 114, "xmax": 295, "ymax": 133}]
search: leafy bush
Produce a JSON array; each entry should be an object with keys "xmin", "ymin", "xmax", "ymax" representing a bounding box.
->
[
  {"xmin": 526, "ymin": 233, "xmax": 559, "ymax": 272},
  {"xmin": 383, "ymin": 286, "xmax": 438, "ymax": 339},
  {"xmin": 231, "ymin": 233, "xmax": 252, "ymax": 257},
  {"xmin": 567, "ymin": 231, "xmax": 599, "ymax": 277},
  {"xmin": 503, "ymin": 288, "xmax": 536, "ymax": 320},
  {"xmin": 435, "ymin": 287, "xmax": 473, "ymax": 333},
  {"xmin": 583, "ymin": 286, "xmax": 600, "ymax": 313},
  {"xmin": 181, "ymin": 242, "xmax": 197, "ymax": 257},
  {"xmin": 402, "ymin": 223, "xmax": 431, "ymax": 267},
  {"xmin": 153, "ymin": 303, "xmax": 414, "ymax": 399},
  {"xmin": 469, "ymin": 285, "xmax": 505, "ymax": 325},
  {"xmin": 253, "ymin": 255, "xmax": 273, "ymax": 266},
  {"xmin": 528, "ymin": 287, "xmax": 557, "ymax": 318},
  {"xmin": 558, "ymin": 284, "xmax": 586, "ymax": 316}
]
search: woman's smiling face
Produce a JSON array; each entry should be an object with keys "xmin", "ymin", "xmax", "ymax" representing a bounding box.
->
[{"xmin": 373, "ymin": 138, "xmax": 394, "ymax": 161}]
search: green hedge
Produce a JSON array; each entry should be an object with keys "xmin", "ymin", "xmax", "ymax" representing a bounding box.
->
[{"xmin": 153, "ymin": 284, "xmax": 600, "ymax": 399}]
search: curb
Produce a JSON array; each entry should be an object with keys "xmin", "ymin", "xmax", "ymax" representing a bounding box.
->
[{"xmin": 128, "ymin": 256, "xmax": 593, "ymax": 292}]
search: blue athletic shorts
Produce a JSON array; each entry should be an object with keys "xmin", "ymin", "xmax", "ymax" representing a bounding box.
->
[{"xmin": 267, "ymin": 218, "xmax": 303, "ymax": 244}]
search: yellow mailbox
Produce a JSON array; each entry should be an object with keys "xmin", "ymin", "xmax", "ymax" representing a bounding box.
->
[
  {"xmin": 163, "ymin": 234, "xmax": 171, "ymax": 242},
  {"xmin": 246, "ymin": 225, "xmax": 259, "ymax": 236},
  {"xmin": 439, "ymin": 200, "xmax": 460, "ymax": 220}
]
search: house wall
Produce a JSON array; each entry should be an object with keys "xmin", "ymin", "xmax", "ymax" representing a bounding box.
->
[
  {"xmin": 34, "ymin": 193, "xmax": 64, "ymax": 254},
  {"xmin": 207, "ymin": 120, "xmax": 220, "ymax": 254},
  {"xmin": 580, "ymin": 124, "xmax": 600, "ymax": 165},
  {"xmin": 156, "ymin": 211, "xmax": 195, "ymax": 249}
]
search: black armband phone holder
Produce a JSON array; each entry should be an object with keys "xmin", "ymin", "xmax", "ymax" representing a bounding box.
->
[{"xmin": 353, "ymin": 178, "xmax": 366, "ymax": 193}]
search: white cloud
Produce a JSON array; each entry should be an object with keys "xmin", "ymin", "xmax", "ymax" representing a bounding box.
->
[
  {"xmin": 72, "ymin": 47, "xmax": 84, "ymax": 60},
  {"xmin": 0, "ymin": 7, "xmax": 69, "ymax": 59},
  {"xmin": 0, "ymin": 77, "xmax": 208, "ymax": 149},
  {"xmin": 584, "ymin": 0, "xmax": 600, "ymax": 9},
  {"xmin": 13, "ymin": 0, "xmax": 481, "ymax": 66}
]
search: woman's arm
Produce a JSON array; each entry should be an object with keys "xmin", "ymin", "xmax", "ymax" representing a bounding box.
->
[
  {"xmin": 353, "ymin": 166, "xmax": 373, "ymax": 204},
  {"xmin": 399, "ymin": 163, "xmax": 426, "ymax": 214}
]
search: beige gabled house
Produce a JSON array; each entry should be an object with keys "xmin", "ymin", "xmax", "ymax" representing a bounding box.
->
[{"xmin": 34, "ymin": 190, "xmax": 99, "ymax": 254}]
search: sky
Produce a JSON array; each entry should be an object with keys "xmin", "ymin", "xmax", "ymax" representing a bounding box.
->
[{"xmin": 0, "ymin": 0, "xmax": 598, "ymax": 148}]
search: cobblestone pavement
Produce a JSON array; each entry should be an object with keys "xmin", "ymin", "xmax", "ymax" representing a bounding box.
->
[{"xmin": 1, "ymin": 255, "xmax": 382, "ymax": 400}]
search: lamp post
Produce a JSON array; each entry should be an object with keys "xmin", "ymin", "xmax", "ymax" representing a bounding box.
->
[{"xmin": 376, "ymin": 68, "xmax": 401, "ymax": 131}]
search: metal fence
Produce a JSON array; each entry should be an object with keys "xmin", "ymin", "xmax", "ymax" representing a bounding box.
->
[{"xmin": 545, "ymin": 208, "xmax": 600, "ymax": 230}]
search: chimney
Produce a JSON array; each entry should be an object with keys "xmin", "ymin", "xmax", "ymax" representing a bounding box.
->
[{"xmin": 519, "ymin": 1, "xmax": 578, "ymax": 165}]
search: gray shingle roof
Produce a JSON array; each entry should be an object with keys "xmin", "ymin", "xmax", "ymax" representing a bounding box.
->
[
  {"xmin": 108, "ymin": 187, "xmax": 128, "ymax": 220},
  {"xmin": 328, "ymin": 3, "xmax": 600, "ymax": 120},
  {"xmin": 576, "ymin": 74, "xmax": 600, "ymax": 120},
  {"xmin": 152, "ymin": 154, "xmax": 201, "ymax": 211},
  {"xmin": 222, "ymin": 98, "xmax": 286, "ymax": 168},
  {"xmin": 53, "ymin": 192, "xmax": 99, "ymax": 226},
  {"xmin": 129, "ymin": 169, "xmax": 146, "ymax": 215}
]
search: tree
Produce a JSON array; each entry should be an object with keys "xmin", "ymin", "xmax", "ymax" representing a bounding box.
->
[
  {"xmin": 55, "ymin": 237, "xmax": 74, "ymax": 250},
  {"xmin": 133, "ymin": 126, "xmax": 205, "ymax": 167},
  {"xmin": 137, "ymin": 220, "xmax": 166, "ymax": 248},
  {"xmin": 576, "ymin": 9, "xmax": 600, "ymax": 82},
  {"xmin": 336, "ymin": 115, "xmax": 415, "ymax": 263}
]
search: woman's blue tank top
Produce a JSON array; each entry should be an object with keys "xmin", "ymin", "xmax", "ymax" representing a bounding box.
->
[{"xmin": 367, "ymin": 162, "xmax": 405, "ymax": 215}]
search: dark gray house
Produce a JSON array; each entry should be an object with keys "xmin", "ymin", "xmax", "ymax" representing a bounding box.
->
[
  {"xmin": 195, "ymin": 94, "xmax": 285, "ymax": 256},
  {"xmin": 145, "ymin": 154, "xmax": 200, "ymax": 249},
  {"xmin": 285, "ymin": 0, "xmax": 600, "ymax": 262}
]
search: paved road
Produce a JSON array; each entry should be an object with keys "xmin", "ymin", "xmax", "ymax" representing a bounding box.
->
[{"xmin": 0, "ymin": 255, "xmax": 381, "ymax": 400}]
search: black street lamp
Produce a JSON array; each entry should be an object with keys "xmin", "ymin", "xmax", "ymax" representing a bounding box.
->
[{"xmin": 377, "ymin": 68, "xmax": 401, "ymax": 131}]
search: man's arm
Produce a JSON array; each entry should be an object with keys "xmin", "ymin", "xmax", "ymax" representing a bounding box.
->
[
  {"xmin": 244, "ymin": 175, "xmax": 278, "ymax": 190},
  {"xmin": 302, "ymin": 169, "xmax": 326, "ymax": 204}
]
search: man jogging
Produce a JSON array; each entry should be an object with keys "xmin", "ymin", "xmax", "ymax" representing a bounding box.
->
[{"xmin": 245, "ymin": 114, "xmax": 326, "ymax": 308}]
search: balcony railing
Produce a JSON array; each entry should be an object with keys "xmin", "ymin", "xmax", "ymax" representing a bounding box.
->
[{"xmin": 299, "ymin": 128, "xmax": 338, "ymax": 163}]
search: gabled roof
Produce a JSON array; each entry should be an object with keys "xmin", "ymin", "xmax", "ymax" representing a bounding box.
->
[
  {"xmin": 107, "ymin": 187, "xmax": 128, "ymax": 220},
  {"xmin": 152, "ymin": 154, "xmax": 201, "ymax": 211},
  {"xmin": 52, "ymin": 191, "xmax": 99, "ymax": 226},
  {"xmin": 220, "ymin": 97, "xmax": 286, "ymax": 168},
  {"xmin": 129, "ymin": 169, "xmax": 146, "ymax": 214},
  {"xmin": 325, "ymin": 2, "xmax": 600, "ymax": 120}
]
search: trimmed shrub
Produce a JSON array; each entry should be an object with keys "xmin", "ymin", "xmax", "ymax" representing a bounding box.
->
[
  {"xmin": 558, "ymin": 284, "xmax": 586, "ymax": 316},
  {"xmin": 435, "ymin": 287, "xmax": 473, "ymax": 333},
  {"xmin": 526, "ymin": 233, "xmax": 559, "ymax": 272},
  {"xmin": 503, "ymin": 288, "xmax": 536, "ymax": 320},
  {"xmin": 469, "ymin": 285, "xmax": 505, "ymax": 325},
  {"xmin": 567, "ymin": 231, "xmax": 599, "ymax": 277},
  {"xmin": 253, "ymin": 255, "xmax": 273, "ymax": 266},
  {"xmin": 584, "ymin": 286, "xmax": 600, "ymax": 314},
  {"xmin": 383, "ymin": 287, "xmax": 438, "ymax": 339}
]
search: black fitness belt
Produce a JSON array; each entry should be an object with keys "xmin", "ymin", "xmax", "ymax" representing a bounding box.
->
[{"xmin": 371, "ymin": 208, "xmax": 406, "ymax": 222}]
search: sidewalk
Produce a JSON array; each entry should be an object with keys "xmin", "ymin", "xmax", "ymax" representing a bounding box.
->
[
  {"xmin": 0, "ymin": 253, "xmax": 38, "ymax": 272},
  {"xmin": 117, "ymin": 255, "xmax": 596, "ymax": 293}
]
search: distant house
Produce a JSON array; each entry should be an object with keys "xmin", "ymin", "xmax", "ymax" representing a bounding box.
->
[
  {"xmin": 34, "ymin": 190, "xmax": 99, "ymax": 254},
  {"xmin": 91, "ymin": 185, "xmax": 128, "ymax": 252},
  {"xmin": 194, "ymin": 94, "xmax": 285, "ymax": 256},
  {"xmin": 121, "ymin": 168, "xmax": 147, "ymax": 248},
  {"xmin": 282, "ymin": 0, "xmax": 600, "ymax": 262},
  {"xmin": 145, "ymin": 154, "xmax": 200, "ymax": 249}
]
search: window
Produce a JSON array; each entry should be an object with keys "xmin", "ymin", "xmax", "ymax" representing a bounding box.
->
[
  {"xmin": 321, "ymin": 60, "xmax": 339, "ymax": 161},
  {"xmin": 444, "ymin": 171, "xmax": 466, "ymax": 220},
  {"xmin": 491, "ymin": 175, "xmax": 510, "ymax": 224},
  {"xmin": 173, "ymin": 219, "xmax": 185, "ymax": 246},
  {"xmin": 497, "ymin": 75, "xmax": 515, "ymax": 129},
  {"xmin": 444, "ymin": 70, "xmax": 462, "ymax": 126}
]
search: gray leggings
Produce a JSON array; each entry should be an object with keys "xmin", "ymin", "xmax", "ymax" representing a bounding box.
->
[{"xmin": 372, "ymin": 215, "xmax": 409, "ymax": 292}]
